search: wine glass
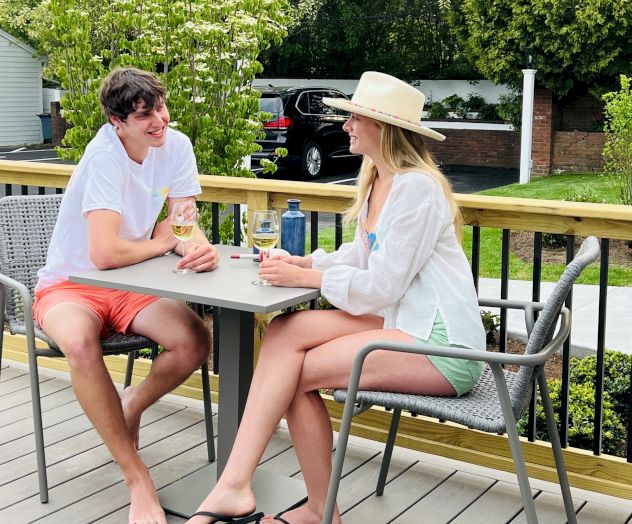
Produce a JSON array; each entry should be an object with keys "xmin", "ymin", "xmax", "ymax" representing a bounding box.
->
[
  {"xmin": 251, "ymin": 210, "xmax": 279, "ymax": 286},
  {"xmin": 171, "ymin": 201, "xmax": 198, "ymax": 274}
]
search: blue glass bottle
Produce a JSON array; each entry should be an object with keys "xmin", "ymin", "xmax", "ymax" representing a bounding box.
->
[{"xmin": 281, "ymin": 199, "xmax": 305, "ymax": 256}]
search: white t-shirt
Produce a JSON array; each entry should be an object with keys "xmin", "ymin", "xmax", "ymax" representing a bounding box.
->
[
  {"xmin": 36, "ymin": 124, "xmax": 201, "ymax": 290},
  {"xmin": 311, "ymin": 171, "xmax": 486, "ymax": 351}
]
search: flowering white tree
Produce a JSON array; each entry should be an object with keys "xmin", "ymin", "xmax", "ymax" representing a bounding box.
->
[{"xmin": 33, "ymin": 0, "xmax": 292, "ymax": 178}]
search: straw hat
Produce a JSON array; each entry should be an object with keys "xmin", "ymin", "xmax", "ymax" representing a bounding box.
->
[{"xmin": 323, "ymin": 71, "xmax": 445, "ymax": 141}]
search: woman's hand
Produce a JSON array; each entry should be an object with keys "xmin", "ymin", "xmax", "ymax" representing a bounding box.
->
[
  {"xmin": 282, "ymin": 255, "xmax": 313, "ymax": 269},
  {"xmin": 258, "ymin": 258, "xmax": 321, "ymax": 288}
]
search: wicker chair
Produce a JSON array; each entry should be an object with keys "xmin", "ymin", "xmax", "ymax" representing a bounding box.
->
[
  {"xmin": 322, "ymin": 236, "xmax": 601, "ymax": 524},
  {"xmin": 0, "ymin": 194, "xmax": 215, "ymax": 503}
]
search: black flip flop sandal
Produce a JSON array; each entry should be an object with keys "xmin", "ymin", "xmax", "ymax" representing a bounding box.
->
[
  {"xmin": 190, "ymin": 510, "xmax": 265, "ymax": 523},
  {"xmin": 271, "ymin": 511, "xmax": 290, "ymax": 524},
  {"xmin": 271, "ymin": 495, "xmax": 309, "ymax": 523}
]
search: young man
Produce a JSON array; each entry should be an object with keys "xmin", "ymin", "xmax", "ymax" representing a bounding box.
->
[{"xmin": 34, "ymin": 67, "xmax": 218, "ymax": 524}]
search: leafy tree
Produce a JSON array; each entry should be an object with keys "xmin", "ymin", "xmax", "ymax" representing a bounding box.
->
[
  {"xmin": 261, "ymin": 0, "xmax": 477, "ymax": 81},
  {"xmin": 0, "ymin": 0, "xmax": 43, "ymax": 48},
  {"xmin": 450, "ymin": 0, "xmax": 632, "ymax": 98},
  {"xmin": 602, "ymin": 75, "xmax": 632, "ymax": 205},
  {"xmin": 33, "ymin": 0, "xmax": 291, "ymax": 179}
]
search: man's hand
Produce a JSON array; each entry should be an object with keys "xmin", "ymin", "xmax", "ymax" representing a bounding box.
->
[
  {"xmin": 152, "ymin": 217, "xmax": 179, "ymax": 253},
  {"xmin": 176, "ymin": 242, "xmax": 219, "ymax": 272}
]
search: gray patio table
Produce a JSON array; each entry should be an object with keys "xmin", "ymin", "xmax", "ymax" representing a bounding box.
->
[{"xmin": 70, "ymin": 244, "xmax": 319, "ymax": 517}]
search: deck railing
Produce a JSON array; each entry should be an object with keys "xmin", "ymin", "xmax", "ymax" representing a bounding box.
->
[{"xmin": 2, "ymin": 159, "xmax": 632, "ymax": 499}]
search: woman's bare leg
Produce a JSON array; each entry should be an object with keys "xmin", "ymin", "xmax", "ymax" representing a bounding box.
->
[
  {"xmin": 266, "ymin": 328, "xmax": 455, "ymax": 523},
  {"xmin": 187, "ymin": 310, "xmax": 384, "ymax": 523}
]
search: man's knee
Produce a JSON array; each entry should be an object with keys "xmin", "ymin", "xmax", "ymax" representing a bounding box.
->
[
  {"xmin": 191, "ymin": 323, "xmax": 211, "ymax": 365},
  {"xmin": 169, "ymin": 313, "xmax": 211, "ymax": 366},
  {"xmin": 58, "ymin": 333, "xmax": 103, "ymax": 370}
]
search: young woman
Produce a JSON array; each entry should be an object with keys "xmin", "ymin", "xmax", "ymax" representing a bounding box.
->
[{"xmin": 188, "ymin": 72, "xmax": 486, "ymax": 524}]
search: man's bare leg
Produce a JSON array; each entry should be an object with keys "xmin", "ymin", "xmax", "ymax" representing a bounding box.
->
[
  {"xmin": 122, "ymin": 298, "xmax": 210, "ymax": 445},
  {"xmin": 41, "ymin": 302, "xmax": 166, "ymax": 524}
]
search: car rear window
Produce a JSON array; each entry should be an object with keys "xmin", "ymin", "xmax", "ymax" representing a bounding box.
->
[
  {"xmin": 302, "ymin": 91, "xmax": 350, "ymax": 116},
  {"xmin": 259, "ymin": 96, "xmax": 283, "ymax": 115}
]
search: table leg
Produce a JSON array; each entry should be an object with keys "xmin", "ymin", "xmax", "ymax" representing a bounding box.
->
[{"xmin": 217, "ymin": 308, "xmax": 254, "ymax": 476}]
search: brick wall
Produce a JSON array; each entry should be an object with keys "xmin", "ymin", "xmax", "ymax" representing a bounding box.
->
[
  {"xmin": 551, "ymin": 131, "xmax": 605, "ymax": 173},
  {"xmin": 425, "ymin": 128, "xmax": 520, "ymax": 169},
  {"xmin": 553, "ymin": 95, "xmax": 604, "ymax": 132},
  {"xmin": 51, "ymin": 102, "xmax": 71, "ymax": 147}
]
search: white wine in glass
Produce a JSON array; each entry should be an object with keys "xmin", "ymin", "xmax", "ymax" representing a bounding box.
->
[
  {"xmin": 251, "ymin": 210, "xmax": 279, "ymax": 286},
  {"xmin": 171, "ymin": 201, "xmax": 198, "ymax": 274}
]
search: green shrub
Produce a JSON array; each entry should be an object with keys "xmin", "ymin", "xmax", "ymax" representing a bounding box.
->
[
  {"xmin": 426, "ymin": 102, "xmax": 449, "ymax": 119},
  {"xmin": 561, "ymin": 188, "xmax": 606, "ymax": 204},
  {"xmin": 480, "ymin": 310, "xmax": 500, "ymax": 343},
  {"xmin": 518, "ymin": 351, "xmax": 631, "ymax": 457},
  {"xmin": 441, "ymin": 94, "xmax": 468, "ymax": 119},
  {"xmin": 602, "ymin": 75, "xmax": 632, "ymax": 205},
  {"xmin": 497, "ymin": 93, "xmax": 522, "ymax": 129},
  {"xmin": 464, "ymin": 92, "xmax": 486, "ymax": 111},
  {"xmin": 541, "ymin": 232, "xmax": 566, "ymax": 248},
  {"xmin": 441, "ymin": 93, "xmax": 465, "ymax": 109},
  {"xmin": 477, "ymin": 103, "xmax": 499, "ymax": 121}
]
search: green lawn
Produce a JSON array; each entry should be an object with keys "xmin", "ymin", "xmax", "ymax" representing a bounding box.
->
[
  {"xmin": 477, "ymin": 172, "xmax": 622, "ymax": 203},
  {"xmin": 310, "ymin": 173, "xmax": 632, "ymax": 286}
]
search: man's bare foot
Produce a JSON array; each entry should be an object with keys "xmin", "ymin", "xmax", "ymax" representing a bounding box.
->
[
  {"xmin": 186, "ymin": 483, "xmax": 256, "ymax": 524},
  {"xmin": 126, "ymin": 468, "xmax": 166, "ymax": 524},
  {"xmin": 121, "ymin": 386, "xmax": 142, "ymax": 450},
  {"xmin": 261, "ymin": 504, "xmax": 342, "ymax": 524}
]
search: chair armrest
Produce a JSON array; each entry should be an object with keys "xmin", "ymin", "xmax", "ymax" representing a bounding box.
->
[
  {"xmin": 345, "ymin": 306, "xmax": 570, "ymax": 391},
  {"xmin": 478, "ymin": 297, "xmax": 546, "ymax": 337},
  {"xmin": 0, "ymin": 272, "xmax": 35, "ymax": 333}
]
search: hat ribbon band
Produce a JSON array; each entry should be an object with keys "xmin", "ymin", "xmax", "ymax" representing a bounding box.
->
[{"xmin": 346, "ymin": 100, "xmax": 421, "ymax": 126}]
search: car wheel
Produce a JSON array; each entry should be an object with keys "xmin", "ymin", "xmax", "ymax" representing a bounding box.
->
[{"xmin": 301, "ymin": 141, "xmax": 325, "ymax": 179}]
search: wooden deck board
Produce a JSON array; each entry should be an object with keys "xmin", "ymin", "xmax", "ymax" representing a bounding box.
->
[
  {"xmin": 0, "ymin": 371, "xmax": 34, "ymax": 393},
  {"xmin": 333, "ymin": 452, "xmax": 415, "ymax": 514},
  {"xmin": 0, "ymin": 361, "xmax": 630, "ymax": 524},
  {"xmin": 0, "ymin": 402, "xmax": 188, "ymax": 492},
  {"xmin": 342, "ymin": 460, "xmax": 454, "ymax": 523},
  {"xmin": 391, "ymin": 471, "xmax": 495, "ymax": 523},
  {"xmin": 510, "ymin": 492, "xmax": 583, "ymax": 524},
  {"xmin": 0, "ymin": 384, "xmax": 76, "ymax": 426},
  {"xmin": 0, "ymin": 400, "xmax": 84, "ymax": 445},
  {"xmin": 0, "ymin": 365, "xmax": 26, "ymax": 382},
  {"xmin": 451, "ymin": 480, "xmax": 537, "ymax": 524},
  {"xmin": 576, "ymin": 501, "xmax": 632, "ymax": 524}
]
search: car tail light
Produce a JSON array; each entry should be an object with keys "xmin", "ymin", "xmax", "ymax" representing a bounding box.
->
[{"xmin": 263, "ymin": 115, "xmax": 292, "ymax": 129}]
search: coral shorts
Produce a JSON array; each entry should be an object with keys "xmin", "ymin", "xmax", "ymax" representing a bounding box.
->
[{"xmin": 34, "ymin": 280, "xmax": 160, "ymax": 340}]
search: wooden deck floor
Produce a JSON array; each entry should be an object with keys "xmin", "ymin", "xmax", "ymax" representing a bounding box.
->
[{"xmin": 1, "ymin": 361, "xmax": 630, "ymax": 524}]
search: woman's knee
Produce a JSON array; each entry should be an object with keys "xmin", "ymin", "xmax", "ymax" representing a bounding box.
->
[{"xmin": 260, "ymin": 312, "xmax": 307, "ymax": 356}]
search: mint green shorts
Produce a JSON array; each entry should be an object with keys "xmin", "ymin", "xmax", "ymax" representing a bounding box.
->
[{"xmin": 415, "ymin": 313, "xmax": 484, "ymax": 397}]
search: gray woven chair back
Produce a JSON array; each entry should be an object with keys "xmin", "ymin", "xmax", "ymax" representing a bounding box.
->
[
  {"xmin": 509, "ymin": 235, "xmax": 601, "ymax": 412},
  {"xmin": 0, "ymin": 194, "xmax": 63, "ymax": 326}
]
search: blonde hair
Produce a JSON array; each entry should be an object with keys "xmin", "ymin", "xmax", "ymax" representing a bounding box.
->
[{"xmin": 343, "ymin": 121, "xmax": 463, "ymax": 239}]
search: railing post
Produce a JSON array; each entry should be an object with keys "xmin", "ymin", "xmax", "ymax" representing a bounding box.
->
[{"xmin": 246, "ymin": 190, "xmax": 270, "ymax": 247}]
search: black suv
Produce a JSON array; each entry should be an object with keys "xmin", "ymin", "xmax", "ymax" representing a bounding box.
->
[{"xmin": 252, "ymin": 86, "xmax": 360, "ymax": 179}]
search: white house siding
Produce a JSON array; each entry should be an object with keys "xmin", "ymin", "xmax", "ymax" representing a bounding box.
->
[{"xmin": 0, "ymin": 29, "xmax": 43, "ymax": 146}]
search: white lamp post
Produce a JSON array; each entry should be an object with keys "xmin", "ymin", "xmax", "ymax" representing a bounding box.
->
[{"xmin": 519, "ymin": 48, "xmax": 536, "ymax": 184}]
